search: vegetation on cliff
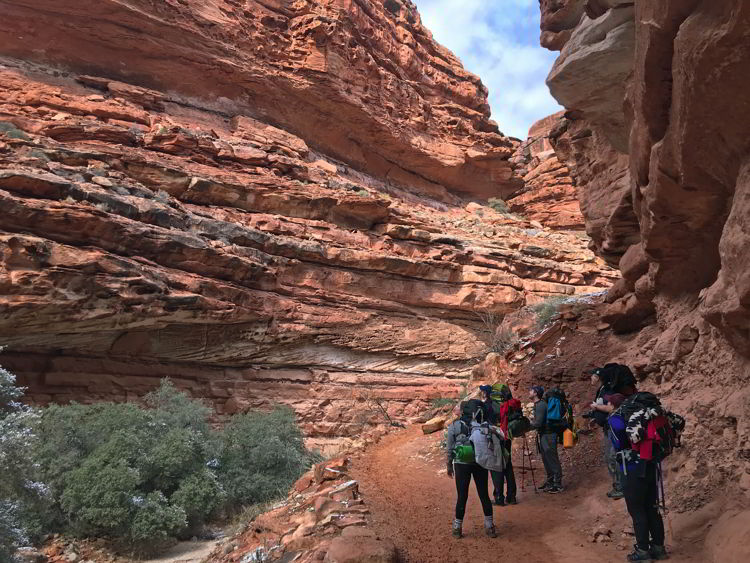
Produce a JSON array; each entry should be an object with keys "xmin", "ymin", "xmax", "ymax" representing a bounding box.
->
[{"xmin": 0, "ymin": 368, "xmax": 317, "ymax": 559}]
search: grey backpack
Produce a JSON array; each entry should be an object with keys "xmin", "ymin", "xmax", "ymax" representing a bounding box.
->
[{"xmin": 470, "ymin": 419, "xmax": 506, "ymax": 472}]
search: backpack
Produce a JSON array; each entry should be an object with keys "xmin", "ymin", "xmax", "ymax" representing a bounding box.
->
[
  {"xmin": 470, "ymin": 419, "xmax": 506, "ymax": 472},
  {"xmin": 617, "ymin": 392, "xmax": 685, "ymax": 462},
  {"xmin": 545, "ymin": 388, "xmax": 572, "ymax": 431},
  {"xmin": 506, "ymin": 405, "xmax": 531, "ymax": 438}
]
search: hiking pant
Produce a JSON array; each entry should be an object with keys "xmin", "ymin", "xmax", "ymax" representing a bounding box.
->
[
  {"xmin": 454, "ymin": 462, "xmax": 493, "ymax": 520},
  {"xmin": 490, "ymin": 443, "xmax": 516, "ymax": 501},
  {"xmin": 623, "ymin": 462, "xmax": 665, "ymax": 551},
  {"xmin": 604, "ymin": 430, "xmax": 623, "ymax": 492},
  {"xmin": 539, "ymin": 432, "xmax": 562, "ymax": 487}
]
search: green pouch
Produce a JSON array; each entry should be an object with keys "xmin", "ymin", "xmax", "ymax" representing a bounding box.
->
[{"xmin": 454, "ymin": 444, "xmax": 475, "ymax": 463}]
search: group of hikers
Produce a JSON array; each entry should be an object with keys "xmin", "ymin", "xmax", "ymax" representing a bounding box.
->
[{"xmin": 444, "ymin": 363, "xmax": 685, "ymax": 562}]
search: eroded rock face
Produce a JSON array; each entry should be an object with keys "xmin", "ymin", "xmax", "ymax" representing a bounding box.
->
[
  {"xmin": 0, "ymin": 0, "xmax": 521, "ymax": 201},
  {"xmin": 507, "ymin": 112, "xmax": 584, "ymax": 231},
  {"xmin": 0, "ymin": 58, "xmax": 613, "ymax": 450},
  {"xmin": 538, "ymin": 0, "xmax": 750, "ymax": 532}
]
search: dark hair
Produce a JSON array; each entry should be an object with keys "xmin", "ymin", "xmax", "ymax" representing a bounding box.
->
[{"xmin": 531, "ymin": 385, "xmax": 544, "ymax": 399}]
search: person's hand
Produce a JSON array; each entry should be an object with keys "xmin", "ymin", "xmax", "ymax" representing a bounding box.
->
[{"xmin": 447, "ymin": 463, "xmax": 454, "ymax": 478}]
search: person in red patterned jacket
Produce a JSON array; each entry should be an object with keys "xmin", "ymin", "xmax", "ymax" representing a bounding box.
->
[{"xmin": 481, "ymin": 384, "xmax": 520, "ymax": 505}]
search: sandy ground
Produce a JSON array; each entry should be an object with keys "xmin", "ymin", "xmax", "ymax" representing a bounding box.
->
[{"xmin": 351, "ymin": 426, "xmax": 700, "ymax": 563}]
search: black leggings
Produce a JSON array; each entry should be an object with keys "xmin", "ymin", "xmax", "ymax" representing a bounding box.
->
[
  {"xmin": 454, "ymin": 463, "xmax": 493, "ymax": 520},
  {"xmin": 623, "ymin": 461, "xmax": 665, "ymax": 550}
]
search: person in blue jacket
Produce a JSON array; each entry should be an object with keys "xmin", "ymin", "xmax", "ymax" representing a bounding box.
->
[{"xmin": 609, "ymin": 407, "xmax": 668, "ymax": 561}]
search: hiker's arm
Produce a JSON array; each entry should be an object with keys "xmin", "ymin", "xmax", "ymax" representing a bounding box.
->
[
  {"xmin": 531, "ymin": 401, "xmax": 546, "ymax": 430},
  {"xmin": 445, "ymin": 423, "xmax": 456, "ymax": 477}
]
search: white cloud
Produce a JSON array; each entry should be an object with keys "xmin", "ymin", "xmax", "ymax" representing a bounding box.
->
[{"xmin": 414, "ymin": 0, "xmax": 563, "ymax": 139}]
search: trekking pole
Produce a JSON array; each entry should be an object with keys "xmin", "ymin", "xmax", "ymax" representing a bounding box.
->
[{"xmin": 657, "ymin": 462, "xmax": 674, "ymax": 543}]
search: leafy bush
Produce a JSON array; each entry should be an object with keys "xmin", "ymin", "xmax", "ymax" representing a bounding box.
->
[
  {"xmin": 2, "ymin": 375, "xmax": 317, "ymax": 553},
  {"xmin": 487, "ymin": 197, "xmax": 509, "ymax": 214},
  {"xmin": 531, "ymin": 296, "xmax": 567, "ymax": 328},
  {"xmin": 219, "ymin": 406, "xmax": 319, "ymax": 506},
  {"xmin": 33, "ymin": 383, "xmax": 218, "ymax": 549},
  {"xmin": 430, "ymin": 398, "xmax": 455, "ymax": 409},
  {"xmin": 0, "ymin": 363, "xmax": 46, "ymax": 563}
]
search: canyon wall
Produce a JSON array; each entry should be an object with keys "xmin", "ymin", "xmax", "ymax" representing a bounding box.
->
[
  {"xmin": 508, "ymin": 111, "xmax": 583, "ymax": 231},
  {"xmin": 0, "ymin": 1, "xmax": 613, "ymax": 452},
  {"xmin": 538, "ymin": 0, "xmax": 750, "ymax": 548}
]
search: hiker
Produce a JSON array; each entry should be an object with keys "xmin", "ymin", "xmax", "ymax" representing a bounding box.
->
[
  {"xmin": 608, "ymin": 391, "xmax": 682, "ymax": 561},
  {"xmin": 481, "ymin": 384, "xmax": 519, "ymax": 505},
  {"xmin": 529, "ymin": 385, "xmax": 563, "ymax": 493},
  {"xmin": 445, "ymin": 398, "xmax": 497, "ymax": 539}
]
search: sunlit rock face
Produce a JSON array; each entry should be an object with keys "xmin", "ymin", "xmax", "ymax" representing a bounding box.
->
[
  {"xmin": 538, "ymin": 0, "xmax": 750, "ymax": 533},
  {"xmin": 0, "ymin": 0, "xmax": 616, "ymax": 451},
  {"xmin": 507, "ymin": 112, "xmax": 584, "ymax": 232}
]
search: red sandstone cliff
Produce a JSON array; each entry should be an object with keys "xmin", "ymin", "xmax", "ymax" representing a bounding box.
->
[
  {"xmin": 0, "ymin": 0, "xmax": 611, "ymax": 452},
  {"xmin": 538, "ymin": 1, "xmax": 750, "ymax": 555},
  {"xmin": 508, "ymin": 111, "xmax": 583, "ymax": 231}
]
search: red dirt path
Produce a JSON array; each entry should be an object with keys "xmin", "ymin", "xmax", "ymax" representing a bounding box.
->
[{"xmin": 351, "ymin": 426, "xmax": 699, "ymax": 563}]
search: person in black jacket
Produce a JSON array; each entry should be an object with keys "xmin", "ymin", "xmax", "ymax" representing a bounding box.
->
[
  {"xmin": 445, "ymin": 399, "xmax": 497, "ymax": 539},
  {"xmin": 529, "ymin": 385, "xmax": 562, "ymax": 493}
]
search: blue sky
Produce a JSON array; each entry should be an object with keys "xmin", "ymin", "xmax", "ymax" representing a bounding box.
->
[{"xmin": 414, "ymin": 0, "xmax": 562, "ymax": 139}]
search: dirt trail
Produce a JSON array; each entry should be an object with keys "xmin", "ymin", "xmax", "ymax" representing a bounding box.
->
[{"xmin": 351, "ymin": 426, "xmax": 699, "ymax": 563}]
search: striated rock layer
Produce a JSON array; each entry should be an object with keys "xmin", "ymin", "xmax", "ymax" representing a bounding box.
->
[
  {"xmin": 508, "ymin": 112, "xmax": 583, "ymax": 231},
  {"xmin": 0, "ymin": 0, "xmax": 522, "ymax": 202},
  {"xmin": 538, "ymin": 0, "xmax": 750, "ymax": 548},
  {"xmin": 0, "ymin": 53, "xmax": 613, "ymax": 452}
]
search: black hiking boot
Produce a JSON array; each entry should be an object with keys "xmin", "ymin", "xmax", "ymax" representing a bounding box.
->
[
  {"xmin": 506, "ymin": 497, "xmax": 518, "ymax": 505},
  {"xmin": 494, "ymin": 497, "xmax": 505, "ymax": 506},
  {"xmin": 626, "ymin": 545, "xmax": 652, "ymax": 561},
  {"xmin": 538, "ymin": 481, "xmax": 552, "ymax": 491},
  {"xmin": 547, "ymin": 485, "xmax": 563, "ymax": 494},
  {"xmin": 607, "ymin": 488, "xmax": 625, "ymax": 500},
  {"xmin": 452, "ymin": 527, "xmax": 462, "ymax": 539},
  {"xmin": 485, "ymin": 525, "xmax": 498, "ymax": 538},
  {"xmin": 650, "ymin": 545, "xmax": 669, "ymax": 560}
]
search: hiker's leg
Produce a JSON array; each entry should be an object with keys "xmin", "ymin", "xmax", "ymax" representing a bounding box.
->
[
  {"xmin": 454, "ymin": 463, "xmax": 472, "ymax": 520},
  {"xmin": 471, "ymin": 465, "xmax": 494, "ymax": 517},
  {"xmin": 505, "ymin": 445, "xmax": 517, "ymax": 500},
  {"xmin": 489, "ymin": 470, "xmax": 504, "ymax": 502},
  {"xmin": 539, "ymin": 434, "xmax": 553, "ymax": 482},
  {"xmin": 645, "ymin": 463, "xmax": 665, "ymax": 546},
  {"xmin": 542, "ymin": 433, "xmax": 562, "ymax": 487},
  {"xmin": 624, "ymin": 471, "xmax": 650, "ymax": 551}
]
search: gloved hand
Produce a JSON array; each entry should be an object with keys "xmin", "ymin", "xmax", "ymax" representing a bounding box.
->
[{"xmin": 447, "ymin": 461, "xmax": 454, "ymax": 478}]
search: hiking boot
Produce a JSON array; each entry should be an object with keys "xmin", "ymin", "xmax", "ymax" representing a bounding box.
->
[
  {"xmin": 607, "ymin": 488, "xmax": 625, "ymax": 500},
  {"xmin": 546, "ymin": 486, "xmax": 563, "ymax": 494},
  {"xmin": 649, "ymin": 545, "xmax": 669, "ymax": 560},
  {"xmin": 485, "ymin": 525, "xmax": 498, "ymax": 538},
  {"xmin": 494, "ymin": 497, "xmax": 505, "ymax": 506},
  {"xmin": 626, "ymin": 546, "xmax": 652, "ymax": 561},
  {"xmin": 538, "ymin": 482, "xmax": 552, "ymax": 491},
  {"xmin": 452, "ymin": 527, "xmax": 462, "ymax": 539},
  {"xmin": 506, "ymin": 497, "xmax": 518, "ymax": 505}
]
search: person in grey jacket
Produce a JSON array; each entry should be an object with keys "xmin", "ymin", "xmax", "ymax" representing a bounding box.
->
[
  {"xmin": 529, "ymin": 386, "xmax": 563, "ymax": 493},
  {"xmin": 445, "ymin": 399, "xmax": 496, "ymax": 539}
]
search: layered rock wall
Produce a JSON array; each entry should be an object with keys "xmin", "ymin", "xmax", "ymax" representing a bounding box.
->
[
  {"xmin": 538, "ymin": 0, "xmax": 750, "ymax": 540},
  {"xmin": 508, "ymin": 112, "xmax": 583, "ymax": 231},
  {"xmin": 0, "ymin": 0, "xmax": 614, "ymax": 451}
]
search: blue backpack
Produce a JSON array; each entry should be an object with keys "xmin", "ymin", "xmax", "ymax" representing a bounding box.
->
[{"xmin": 545, "ymin": 388, "xmax": 570, "ymax": 430}]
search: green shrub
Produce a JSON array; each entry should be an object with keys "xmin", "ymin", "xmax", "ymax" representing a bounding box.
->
[
  {"xmin": 430, "ymin": 398, "xmax": 455, "ymax": 409},
  {"xmin": 34, "ymin": 381, "xmax": 219, "ymax": 547},
  {"xmin": 0, "ymin": 363, "xmax": 47, "ymax": 563},
  {"xmin": 3, "ymin": 376, "xmax": 318, "ymax": 553},
  {"xmin": 218, "ymin": 406, "xmax": 318, "ymax": 506},
  {"xmin": 531, "ymin": 296, "xmax": 567, "ymax": 328},
  {"xmin": 487, "ymin": 197, "xmax": 509, "ymax": 214}
]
